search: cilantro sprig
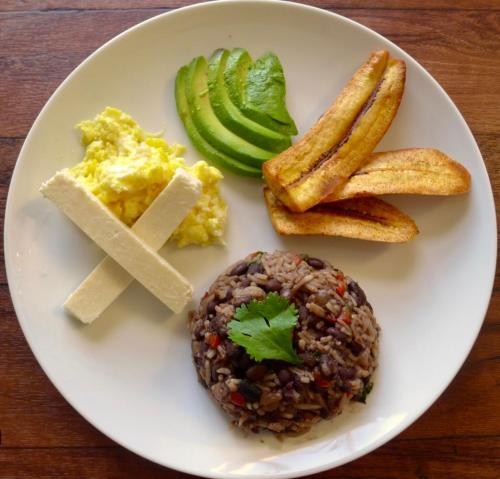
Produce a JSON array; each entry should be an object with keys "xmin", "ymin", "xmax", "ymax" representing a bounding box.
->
[{"xmin": 227, "ymin": 293, "xmax": 302, "ymax": 365}]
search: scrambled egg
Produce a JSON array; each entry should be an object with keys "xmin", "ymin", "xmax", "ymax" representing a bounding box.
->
[{"xmin": 70, "ymin": 107, "xmax": 227, "ymax": 247}]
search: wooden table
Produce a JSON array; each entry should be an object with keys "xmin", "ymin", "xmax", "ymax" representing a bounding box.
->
[{"xmin": 1, "ymin": 1, "xmax": 498, "ymax": 477}]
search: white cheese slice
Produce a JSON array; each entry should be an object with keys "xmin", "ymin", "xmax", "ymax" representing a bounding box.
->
[
  {"xmin": 63, "ymin": 169, "xmax": 202, "ymax": 323},
  {"xmin": 40, "ymin": 170, "xmax": 195, "ymax": 316}
]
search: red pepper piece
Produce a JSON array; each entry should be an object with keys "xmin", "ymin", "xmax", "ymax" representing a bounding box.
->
[
  {"xmin": 339, "ymin": 310, "xmax": 352, "ymax": 325},
  {"xmin": 336, "ymin": 283, "xmax": 346, "ymax": 296},
  {"xmin": 313, "ymin": 373, "xmax": 330, "ymax": 388},
  {"xmin": 230, "ymin": 391, "xmax": 246, "ymax": 406},
  {"xmin": 207, "ymin": 333, "xmax": 221, "ymax": 349}
]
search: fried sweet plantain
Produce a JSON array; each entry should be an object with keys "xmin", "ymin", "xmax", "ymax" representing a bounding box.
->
[
  {"xmin": 264, "ymin": 188, "xmax": 418, "ymax": 243},
  {"xmin": 322, "ymin": 148, "xmax": 471, "ymax": 202},
  {"xmin": 263, "ymin": 51, "xmax": 406, "ymax": 213}
]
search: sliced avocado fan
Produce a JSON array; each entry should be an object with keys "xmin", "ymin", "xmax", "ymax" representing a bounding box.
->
[
  {"xmin": 174, "ymin": 48, "xmax": 297, "ymax": 177},
  {"xmin": 186, "ymin": 56, "xmax": 274, "ymax": 168},
  {"xmin": 208, "ymin": 49, "xmax": 291, "ymax": 153},
  {"xmin": 175, "ymin": 66, "xmax": 261, "ymax": 178}
]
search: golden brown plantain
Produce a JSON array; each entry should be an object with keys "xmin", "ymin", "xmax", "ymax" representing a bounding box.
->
[
  {"xmin": 322, "ymin": 148, "xmax": 471, "ymax": 202},
  {"xmin": 264, "ymin": 187, "xmax": 418, "ymax": 243},
  {"xmin": 263, "ymin": 51, "xmax": 406, "ymax": 213}
]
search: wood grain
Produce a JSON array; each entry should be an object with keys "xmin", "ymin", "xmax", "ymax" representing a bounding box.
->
[
  {"xmin": 0, "ymin": 1, "xmax": 499, "ymax": 478},
  {"xmin": 1, "ymin": 1, "xmax": 499, "ymax": 12}
]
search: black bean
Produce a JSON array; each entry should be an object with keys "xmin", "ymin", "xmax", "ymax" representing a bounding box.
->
[
  {"xmin": 266, "ymin": 411, "xmax": 280, "ymax": 422},
  {"xmin": 223, "ymin": 289, "xmax": 233, "ymax": 302},
  {"xmin": 238, "ymin": 380, "xmax": 262, "ymax": 402},
  {"xmin": 282, "ymin": 382, "xmax": 296, "ymax": 402},
  {"xmin": 299, "ymin": 351, "xmax": 316, "ymax": 368},
  {"xmin": 338, "ymin": 366, "xmax": 356, "ymax": 380},
  {"xmin": 230, "ymin": 261, "xmax": 248, "ymax": 276},
  {"xmin": 348, "ymin": 340, "xmax": 364, "ymax": 356},
  {"xmin": 206, "ymin": 299, "xmax": 217, "ymax": 315},
  {"xmin": 239, "ymin": 278, "xmax": 251, "ymax": 288},
  {"xmin": 278, "ymin": 369, "xmax": 292, "ymax": 385},
  {"xmin": 264, "ymin": 278, "xmax": 282, "ymax": 292},
  {"xmin": 224, "ymin": 340, "xmax": 242, "ymax": 359},
  {"xmin": 246, "ymin": 363, "xmax": 268, "ymax": 382},
  {"xmin": 326, "ymin": 327, "xmax": 348, "ymax": 343},
  {"xmin": 235, "ymin": 352, "xmax": 253, "ymax": 369},
  {"xmin": 320, "ymin": 408, "xmax": 330, "ymax": 419},
  {"xmin": 306, "ymin": 257, "xmax": 325, "ymax": 269},
  {"xmin": 347, "ymin": 281, "xmax": 367, "ymax": 306},
  {"xmin": 247, "ymin": 261, "xmax": 264, "ymax": 275}
]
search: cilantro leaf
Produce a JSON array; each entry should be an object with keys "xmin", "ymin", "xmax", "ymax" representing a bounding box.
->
[{"xmin": 227, "ymin": 293, "xmax": 302, "ymax": 365}]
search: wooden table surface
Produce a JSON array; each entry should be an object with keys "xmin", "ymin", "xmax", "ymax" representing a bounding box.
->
[{"xmin": 1, "ymin": 1, "xmax": 499, "ymax": 478}]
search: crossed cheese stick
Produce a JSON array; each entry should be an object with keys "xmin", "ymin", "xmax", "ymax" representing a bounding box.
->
[{"xmin": 40, "ymin": 169, "xmax": 201, "ymax": 323}]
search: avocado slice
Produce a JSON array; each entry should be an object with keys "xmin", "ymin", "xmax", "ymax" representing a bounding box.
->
[
  {"xmin": 225, "ymin": 49, "xmax": 298, "ymax": 136},
  {"xmin": 208, "ymin": 49, "xmax": 291, "ymax": 153},
  {"xmin": 175, "ymin": 66, "xmax": 262, "ymax": 178},
  {"xmin": 224, "ymin": 48, "xmax": 252, "ymax": 113},
  {"xmin": 186, "ymin": 56, "xmax": 275, "ymax": 168}
]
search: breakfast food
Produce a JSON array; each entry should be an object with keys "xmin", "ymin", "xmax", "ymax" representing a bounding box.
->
[
  {"xmin": 65, "ymin": 169, "xmax": 201, "ymax": 323},
  {"xmin": 263, "ymin": 51, "xmax": 406, "ymax": 212},
  {"xmin": 40, "ymin": 171, "xmax": 193, "ymax": 314},
  {"xmin": 70, "ymin": 107, "xmax": 227, "ymax": 246},
  {"xmin": 189, "ymin": 251, "xmax": 379, "ymax": 435},
  {"xmin": 261, "ymin": 51, "xmax": 471, "ymax": 242},
  {"xmin": 226, "ymin": 49, "xmax": 297, "ymax": 136},
  {"xmin": 176, "ymin": 49, "xmax": 296, "ymax": 175},
  {"xmin": 322, "ymin": 148, "xmax": 471, "ymax": 202},
  {"xmin": 264, "ymin": 189, "xmax": 418, "ymax": 243},
  {"xmin": 208, "ymin": 49, "xmax": 292, "ymax": 153}
]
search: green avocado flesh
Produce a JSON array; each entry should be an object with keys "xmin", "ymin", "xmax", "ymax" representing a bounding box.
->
[
  {"xmin": 175, "ymin": 66, "xmax": 261, "ymax": 177},
  {"xmin": 186, "ymin": 56, "xmax": 274, "ymax": 168},
  {"xmin": 224, "ymin": 48, "xmax": 252, "ymax": 112},
  {"xmin": 175, "ymin": 48, "xmax": 297, "ymax": 176},
  {"xmin": 208, "ymin": 49, "xmax": 291, "ymax": 153},
  {"xmin": 244, "ymin": 52, "xmax": 298, "ymax": 135}
]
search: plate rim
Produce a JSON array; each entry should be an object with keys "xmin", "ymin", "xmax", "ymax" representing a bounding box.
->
[{"xmin": 4, "ymin": 1, "xmax": 497, "ymax": 477}]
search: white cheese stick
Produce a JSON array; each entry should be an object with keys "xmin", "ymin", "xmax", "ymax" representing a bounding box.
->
[
  {"xmin": 63, "ymin": 169, "xmax": 202, "ymax": 323},
  {"xmin": 40, "ymin": 170, "xmax": 194, "ymax": 316}
]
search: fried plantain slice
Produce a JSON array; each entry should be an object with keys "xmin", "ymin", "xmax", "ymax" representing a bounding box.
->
[
  {"xmin": 263, "ymin": 51, "xmax": 406, "ymax": 213},
  {"xmin": 322, "ymin": 148, "xmax": 471, "ymax": 202},
  {"xmin": 264, "ymin": 188, "xmax": 418, "ymax": 243}
]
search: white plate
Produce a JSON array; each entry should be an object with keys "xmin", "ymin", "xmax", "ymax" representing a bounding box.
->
[{"xmin": 4, "ymin": 1, "xmax": 496, "ymax": 477}]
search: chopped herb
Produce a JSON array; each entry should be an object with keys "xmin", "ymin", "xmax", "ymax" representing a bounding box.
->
[
  {"xmin": 227, "ymin": 293, "xmax": 302, "ymax": 365},
  {"xmin": 354, "ymin": 382, "xmax": 373, "ymax": 404}
]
